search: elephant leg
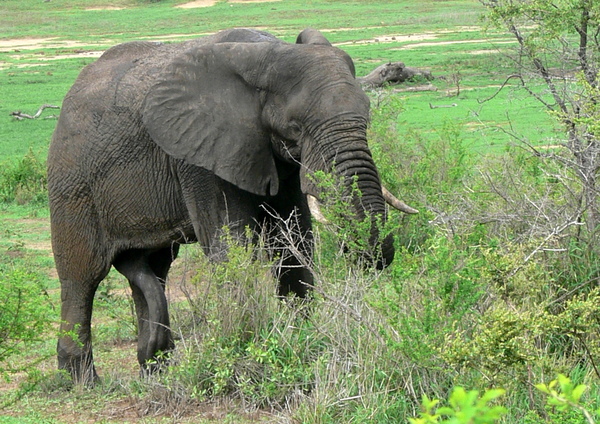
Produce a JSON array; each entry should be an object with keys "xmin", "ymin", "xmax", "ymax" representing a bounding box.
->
[
  {"xmin": 149, "ymin": 244, "xmax": 179, "ymax": 283},
  {"xmin": 58, "ymin": 275, "xmax": 105, "ymax": 385},
  {"xmin": 272, "ymin": 220, "xmax": 314, "ymax": 298},
  {"xmin": 266, "ymin": 183, "xmax": 314, "ymax": 298},
  {"xmin": 54, "ymin": 211, "xmax": 109, "ymax": 385},
  {"xmin": 113, "ymin": 249, "xmax": 174, "ymax": 373}
]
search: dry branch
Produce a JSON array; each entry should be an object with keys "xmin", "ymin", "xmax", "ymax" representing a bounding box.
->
[
  {"xmin": 429, "ymin": 102, "xmax": 458, "ymax": 109},
  {"xmin": 10, "ymin": 104, "xmax": 60, "ymax": 120},
  {"xmin": 392, "ymin": 84, "xmax": 438, "ymax": 93}
]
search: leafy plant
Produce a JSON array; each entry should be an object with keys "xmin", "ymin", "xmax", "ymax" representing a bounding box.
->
[
  {"xmin": 410, "ymin": 387, "xmax": 507, "ymax": 424},
  {"xmin": 0, "ymin": 149, "xmax": 47, "ymax": 205},
  {"xmin": 535, "ymin": 374, "xmax": 598, "ymax": 424},
  {"xmin": 0, "ymin": 265, "xmax": 53, "ymax": 374}
]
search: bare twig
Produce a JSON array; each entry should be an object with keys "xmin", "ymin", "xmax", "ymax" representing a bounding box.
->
[
  {"xmin": 477, "ymin": 74, "xmax": 522, "ymax": 104},
  {"xmin": 10, "ymin": 104, "xmax": 59, "ymax": 120},
  {"xmin": 429, "ymin": 102, "xmax": 458, "ymax": 109}
]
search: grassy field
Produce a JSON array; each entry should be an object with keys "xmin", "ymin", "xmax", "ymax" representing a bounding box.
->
[
  {"xmin": 0, "ymin": 0, "xmax": 556, "ymax": 162},
  {"xmin": 1, "ymin": 1, "xmax": 594, "ymax": 423}
]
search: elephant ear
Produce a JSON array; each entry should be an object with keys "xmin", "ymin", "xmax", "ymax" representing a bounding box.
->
[
  {"xmin": 296, "ymin": 28, "xmax": 356, "ymax": 78},
  {"xmin": 142, "ymin": 43, "xmax": 279, "ymax": 196}
]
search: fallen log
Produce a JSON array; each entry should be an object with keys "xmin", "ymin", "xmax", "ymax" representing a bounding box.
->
[{"xmin": 358, "ymin": 62, "xmax": 433, "ymax": 87}]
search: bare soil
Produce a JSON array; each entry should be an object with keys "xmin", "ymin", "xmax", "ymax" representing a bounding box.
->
[
  {"xmin": 176, "ymin": 0, "xmax": 281, "ymax": 8},
  {"xmin": 85, "ymin": 6, "xmax": 126, "ymax": 11},
  {"xmin": 176, "ymin": 0, "xmax": 218, "ymax": 8}
]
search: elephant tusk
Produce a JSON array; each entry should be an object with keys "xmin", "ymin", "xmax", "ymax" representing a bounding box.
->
[
  {"xmin": 382, "ymin": 186, "xmax": 419, "ymax": 214},
  {"xmin": 307, "ymin": 195, "xmax": 329, "ymax": 224}
]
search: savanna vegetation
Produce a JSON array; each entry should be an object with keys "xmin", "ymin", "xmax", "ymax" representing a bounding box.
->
[{"xmin": 1, "ymin": 0, "xmax": 599, "ymax": 422}]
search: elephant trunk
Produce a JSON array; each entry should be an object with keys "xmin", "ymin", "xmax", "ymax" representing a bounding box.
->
[{"xmin": 302, "ymin": 118, "xmax": 395, "ymax": 268}]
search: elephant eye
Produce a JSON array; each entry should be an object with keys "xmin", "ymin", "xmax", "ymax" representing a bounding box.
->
[{"xmin": 286, "ymin": 121, "xmax": 303, "ymax": 140}]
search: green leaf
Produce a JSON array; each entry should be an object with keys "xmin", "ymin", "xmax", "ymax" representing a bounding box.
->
[
  {"xmin": 480, "ymin": 388, "xmax": 506, "ymax": 404},
  {"xmin": 571, "ymin": 384, "xmax": 587, "ymax": 403}
]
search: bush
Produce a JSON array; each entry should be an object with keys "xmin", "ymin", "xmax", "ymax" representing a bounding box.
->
[
  {"xmin": 0, "ymin": 149, "xmax": 47, "ymax": 205},
  {"xmin": 129, "ymin": 223, "xmax": 419, "ymax": 421},
  {"xmin": 0, "ymin": 264, "xmax": 53, "ymax": 374},
  {"xmin": 151, "ymin": 231, "xmax": 320, "ymax": 409}
]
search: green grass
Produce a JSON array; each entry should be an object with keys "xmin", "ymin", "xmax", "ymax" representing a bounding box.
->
[{"xmin": 0, "ymin": 0, "xmax": 556, "ymax": 165}]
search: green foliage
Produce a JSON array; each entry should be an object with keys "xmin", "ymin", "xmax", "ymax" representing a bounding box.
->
[
  {"xmin": 309, "ymin": 168, "xmax": 399, "ymax": 269},
  {"xmin": 0, "ymin": 264, "xmax": 53, "ymax": 372},
  {"xmin": 0, "ymin": 149, "xmax": 47, "ymax": 205},
  {"xmin": 442, "ymin": 287, "xmax": 600, "ymax": 389},
  {"xmin": 410, "ymin": 387, "xmax": 507, "ymax": 424},
  {"xmin": 482, "ymin": 0, "xmax": 600, "ymax": 50},
  {"xmin": 526, "ymin": 374, "xmax": 599, "ymax": 424},
  {"xmin": 154, "ymin": 231, "xmax": 320, "ymax": 408},
  {"xmin": 536, "ymin": 375, "xmax": 590, "ymax": 414},
  {"xmin": 567, "ymin": 72, "xmax": 600, "ymax": 140},
  {"xmin": 368, "ymin": 233, "xmax": 485, "ymax": 370}
]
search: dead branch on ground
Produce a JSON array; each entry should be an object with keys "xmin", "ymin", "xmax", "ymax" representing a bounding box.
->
[
  {"xmin": 358, "ymin": 62, "xmax": 434, "ymax": 88},
  {"xmin": 10, "ymin": 104, "xmax": 60, "ymax": 120}
]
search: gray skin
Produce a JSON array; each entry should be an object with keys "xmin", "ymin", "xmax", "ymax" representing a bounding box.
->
[{"xmin": 48, "ymin": 28, "xmax": 395, "ymax": 384}]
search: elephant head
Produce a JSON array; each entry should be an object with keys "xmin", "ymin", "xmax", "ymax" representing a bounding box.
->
[{"xmin": 142, "ymin": 30, "xmax": 411, "ymax": 268}]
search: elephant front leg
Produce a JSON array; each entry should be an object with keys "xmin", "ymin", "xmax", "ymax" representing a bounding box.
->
[
  {"xmin": 264, "ymin": 175, "xmax": 315, "ymax": 298},
  {"xmin": 275, "ymin": 248, "xmax": 314, "ymax": 298},
  {"xmin": 267, "ymin": 206, "xmax": 314, "ymax": 298},
  {"xmin": 114, "ymin": 249, "xmax": 174, "ymax": 374}
]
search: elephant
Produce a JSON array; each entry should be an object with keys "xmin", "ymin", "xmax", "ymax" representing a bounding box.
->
[{"xmin": 48, "ymin": 28, "xmax": 417, "ymax": 385}]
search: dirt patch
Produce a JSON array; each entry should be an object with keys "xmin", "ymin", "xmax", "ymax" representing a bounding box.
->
[
  {"xmin": 336, "ymin": 27, "xmax": 490, "ymax": 48},
  {"xmin": 336, "ymin": 33, "xmax": 438, "ymax": 46},
  {"xmin": 0, "ymin": 38, "xmax": 100, "ymax": 53},
  {"xmin": 140, "ymin": 32, "xmax": 213, "ymax": 41},
  {"xmin": 177, "ymin": 0, "xmax": 281, "ymax": 6},
  {"xmin": 229, "ymin": 0, "xmax": 282, "ymax": 2},
  {"xmin": 37, "ymin": 51, "xmax": 105, "ymax": 61},
  {"xmin": 469, "ymin": 49, "xmax": 500, "ymax": 55},
  {"xmin": 321, "ymin": 27, "xmax": 383, "ymax": 32},
  {"xmin": 85, "ymin": 6, "xmax": 126, "ymax": 11},
  {"xmin": 397, "ymin": 39, "xmax": 515, "ymax": 50},
  {"xmin": 0, "ymin": 37, "xmax": 57, "ymax": 52},
  {"xmin": 176, "ymin": 0, "xmax": 218, "ymax": 8}
]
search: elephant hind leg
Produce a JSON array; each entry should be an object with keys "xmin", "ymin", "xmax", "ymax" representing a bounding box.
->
[
  {"xmin": 58, "ymin": 273, "xmax": 107, "ymax": 386},
  {"xmin": 55, "ymin": 246, "xmax": 110, "ymax": 385},
  {"xmin": 113, "ymin": 248, "xmax": 175, "ymax": 373}
]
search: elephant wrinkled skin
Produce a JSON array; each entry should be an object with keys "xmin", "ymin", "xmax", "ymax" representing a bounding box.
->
[{"xmin": 48, "ymin": 28, "xmax": 408, "ymax": 384}]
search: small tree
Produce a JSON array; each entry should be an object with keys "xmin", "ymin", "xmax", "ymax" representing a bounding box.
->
[{"xmin": 480, "ymin": 0, "xmax": 600, "ymax": 241}]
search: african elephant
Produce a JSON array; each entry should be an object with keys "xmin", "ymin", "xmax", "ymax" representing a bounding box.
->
[{"xmin": 48, "ymin": 28, "xmax": 417, "ymax": 384}]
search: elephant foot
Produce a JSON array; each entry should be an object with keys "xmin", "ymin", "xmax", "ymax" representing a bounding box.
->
[
  {"xmin": 139, "ymin": 349, "xmax": 172, "ymax": 378},
  {"xmin": 58, "ymin": 354, "xmax": 99, "ymax": 387}
]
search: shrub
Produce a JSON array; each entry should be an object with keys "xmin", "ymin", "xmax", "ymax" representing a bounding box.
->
[
  {"xmin": 0, "ymin": 264, "xmax": 53, "ymax": 374},
  {"xmin": 0, "ymin": 150, "xmax": 47, "ymax": 205},
  {"xmin": 152, "ymin": 230, "xmax": 320, "ymax": 408}
]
